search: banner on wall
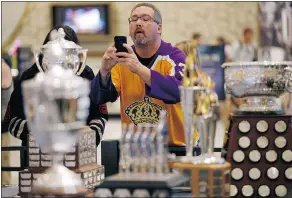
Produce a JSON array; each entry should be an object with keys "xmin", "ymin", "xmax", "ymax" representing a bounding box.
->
[
  {"xmin": 197, "ymin": 45, "xmax": 226, "ymax": 101},
  {"xmin": 259, "ymin": 2, "xmax": 292, "ymax": 61}
]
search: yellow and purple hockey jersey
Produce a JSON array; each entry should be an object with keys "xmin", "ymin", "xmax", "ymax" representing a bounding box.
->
[{"xmin": 91, "ymin": 40, "xmax": 189, "ymax": 145}]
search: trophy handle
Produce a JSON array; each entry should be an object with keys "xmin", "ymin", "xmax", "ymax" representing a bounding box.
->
[
  {"xmin": 34, "ymin": 51, "xmax": 45, "ymax": 72},
  {"xmin": 285, "ymin": 66, "xmax": 292, "ymax": 92},
  {"xmin": 76, "ymin": 49, "xmax": 88, "ymax": 75}
]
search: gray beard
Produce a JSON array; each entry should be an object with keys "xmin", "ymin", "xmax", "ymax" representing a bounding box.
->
[{"xmin": 133, "ymin": 36, "xmax": 148, "ymax": 46}]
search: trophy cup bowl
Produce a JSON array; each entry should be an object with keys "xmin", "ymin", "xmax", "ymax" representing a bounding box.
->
[
  {"xmin": 22, "ymin": 65, "xmax": 90, "ymax": 196},
  {"xmin": 222, "ymin": 61, "xmax": 292, "ymax": 114},
  {"xmin": 34, "ymin": 28, "xmax": 88, "ymax": 75},
  {"xmin": 179, "ymin": 86, "xmax": 205, "ymax": 162}
]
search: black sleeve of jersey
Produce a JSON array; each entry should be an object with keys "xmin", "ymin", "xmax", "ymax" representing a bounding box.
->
[
  {"xmin": 2, "ymin": 70, "xmax": 32, "ymax": 144},
  {"xmin": 81, "ymin": 65, "xmax": 109, "ymax": 147},
  {"xmin": 87, "ymin": 103, "xmax": 108, "ymax": 147},
  {"xmin": 90, "ymin": 71, "xmax": 119, "ymax": 105}
]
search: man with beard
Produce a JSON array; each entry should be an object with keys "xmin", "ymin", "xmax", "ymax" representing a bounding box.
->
[{"xmin": 90, "ymin": 3, "xmax": 188, "ymax": 145}]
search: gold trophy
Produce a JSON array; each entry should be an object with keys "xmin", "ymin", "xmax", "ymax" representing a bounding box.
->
[
  {"xmin": 178, "ymin": 42, "xmax": 206, "ymax": 162},
  {"xmin": 172, "ymin": 42, "xmax": 231, "ymax": 197}
]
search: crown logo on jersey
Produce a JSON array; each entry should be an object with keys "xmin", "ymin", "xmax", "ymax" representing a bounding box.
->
[{"xmin": 125, "ymin": 97, "xmax": 166, "ymax": 126}]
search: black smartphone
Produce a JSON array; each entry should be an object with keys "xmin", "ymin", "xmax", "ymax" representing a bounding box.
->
[{"xmin": 114, "ymin": 36, "xmax": 128, "ymax": 53}]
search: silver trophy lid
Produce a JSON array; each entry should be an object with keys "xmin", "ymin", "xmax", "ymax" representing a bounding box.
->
[
  {"xmin": 41, "ymin": 28, "xmax": 82, "ymax": 50},
  {"xmin": 42, "ymin": 64, "xmax": 89, "ymax": 99}
]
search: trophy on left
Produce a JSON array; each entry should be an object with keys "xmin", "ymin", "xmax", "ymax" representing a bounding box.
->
[
  {"xmin": 22, "ymin": 64, "xmax": 90, "ymax": 197},
  {"xmin": 21, "ymin": 28, "xmax": 91, "ymax": 197}
]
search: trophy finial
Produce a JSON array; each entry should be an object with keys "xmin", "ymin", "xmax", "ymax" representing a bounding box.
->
[
  {"xmin": 49, "ymin": 29, "xmax": 58, "ymax": 42},
  {"xmin": 57, "ymin": 28, "xmax": 66, "ymax": 40},
  {"xmin": 182, "ymin": 42, "xmax": 203, "ymax": 87}
]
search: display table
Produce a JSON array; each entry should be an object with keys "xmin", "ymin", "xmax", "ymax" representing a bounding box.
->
[
  {"xmin": 2, "ymin": 185, "xmax": 194, "ymax": 197},
  {"xmin": 2, "ymin": 185, "xmax": 19, "ymax": 197},
  {"xmin": 101, "ymin": 140, "xmax": 223, "ymax": 177}
]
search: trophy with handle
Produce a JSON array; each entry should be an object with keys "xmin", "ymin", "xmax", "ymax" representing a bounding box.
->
[
  {"xmin": 22, "ymin": 64, "xmax": 90, "ymax": 196},
  {"xmin": 34, "ymin": 28, "xmax": 88, "ymax": 75}
]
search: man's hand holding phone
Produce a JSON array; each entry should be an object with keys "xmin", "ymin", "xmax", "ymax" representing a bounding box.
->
[
  {"xmin": 116, "ymin": 44, "xmax": 143, "ymax": 74},
  {"xmin": 100, "ymin": 35, "xmax": 146, "ymax": 80},
  {"xmin": 100, "ymin": 36, "xmax": 128, "ymax": 79},
  {"xmin": 117, "ymin": 43, "xmax": 151, "ymax": 86}
]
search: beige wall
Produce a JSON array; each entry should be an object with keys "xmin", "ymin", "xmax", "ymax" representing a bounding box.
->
[
  {"xmin": 2, "ymin": 2, "xmax": 259, "ymax": 52},
  {"xmin": 2, "ymin": 1, "xmax": 259, "ymax": 116}
]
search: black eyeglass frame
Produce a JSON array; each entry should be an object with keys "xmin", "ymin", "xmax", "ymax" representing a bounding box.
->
[{"xmin": 128, "ymin": 14, "xmax": 160, "ymax": 24}]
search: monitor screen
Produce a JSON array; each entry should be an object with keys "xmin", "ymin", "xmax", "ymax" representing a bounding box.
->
[{"xmin": 52, "ymin": 4, "xmax": 110, "ymax": 35}]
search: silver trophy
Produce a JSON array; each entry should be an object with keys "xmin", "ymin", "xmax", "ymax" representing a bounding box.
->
[
  {"xmin": 179, "ymin": 86, "xmax": 205, "ymax": 162},
  {"xmin": 193, "ymin": 97, "xmax": 225, "ymax": 164},
  {"xmin": 178, "ymin": 42, "xmax": 205, "ymax": 162},
  {"xmin": 34, "ymin": 28, "xmax": 88, "ymax": 75},
  {"xmin": 222, "ymin": 61, "xmax": 292, "ymax": 114},
  {"xmin": 178, "ymin": 42, "xmax": 225, "ymax": 164},
  {"xmin": 22, "ymin": 65, "xmax": 90, "ymax": 195}
]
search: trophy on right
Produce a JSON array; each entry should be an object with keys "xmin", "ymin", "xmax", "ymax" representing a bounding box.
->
[
  {"xmin": 222, "ymin": 61, "xmax": 292, "ymax": 115},
  {"xmin": 223, "ymin": 61, "xmax": 292, "ymax": 197}
]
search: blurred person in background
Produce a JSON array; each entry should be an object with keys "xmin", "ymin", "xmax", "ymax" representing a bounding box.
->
[
  {"xmin": 216, "ymin": 36, "xmax": 232, "ymax": 62},
  {"xmin": 230, "ymin": 28, "xmax": 257, "ymax": 62},
  {"xmin": 191, "ymin": 32, "xmax": 201, "ymax": 47},
  {"xmin": 216, "ymin": 36, "xmax": 227, "ymax": 46},
  {"xmin": 2, "ymin": 59, "xmax": 13, "ymax": 121},
  {"xmin": 1, "ymin": 58, "xmax": 14, "ymax": 185}
]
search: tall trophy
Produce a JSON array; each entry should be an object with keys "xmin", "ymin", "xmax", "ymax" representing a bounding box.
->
[
  {"xmin": 178, "ymin": 42, "xmax": 205, "ymax": 162},
  {"xmin": 192, "ymin": 85, "xmax": 225, "ymax": 165},
  {"xmin": 172, "ymin": 42, "xmax": 231, "ymax": 197},
  {"xmin": 22, "ymin": 64, "xmax": 90, "ymax": 196}
]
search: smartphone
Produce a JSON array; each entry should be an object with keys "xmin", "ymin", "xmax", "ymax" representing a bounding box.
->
[{"xmin": 114, "ymin": 36, "xmax": 128, "ymax": 53}]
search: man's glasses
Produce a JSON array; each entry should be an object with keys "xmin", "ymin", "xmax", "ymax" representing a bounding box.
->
[{"xmin": 128, "ymin": 14, "xmax": 159, "ymax": 24}]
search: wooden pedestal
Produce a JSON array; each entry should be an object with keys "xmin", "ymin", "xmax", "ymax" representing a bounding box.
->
[{"xmin": 172, "ymin": 161, "xmax": 231, "ymax": 197}]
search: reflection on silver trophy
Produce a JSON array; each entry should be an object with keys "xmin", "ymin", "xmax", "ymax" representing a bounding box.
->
[
  {"xmin": 223, "ymin": 61, "xmax": 292, "ymax": 114},
  {"xmin": 193, "ymin": 98, "xmax": 225, "ymax": 165},
  {"xmin": 22, "ymin": 64, "xmax": 90, "ymax": 195},
  {"xmin": 118, "ymin": 111, "xmax": 169, "ymax": 175},
  {"xmin": 34, "ymin": 28, "xmax": 88, "ymax": 74},
  {"xmin": 179, "ymin": 86, "xmax": 204, "ymax": 162}
]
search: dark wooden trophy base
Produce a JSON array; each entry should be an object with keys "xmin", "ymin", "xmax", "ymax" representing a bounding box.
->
[{"xmin": 225, "ymin": 114, "xmax": 292, "ymax": 198}]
